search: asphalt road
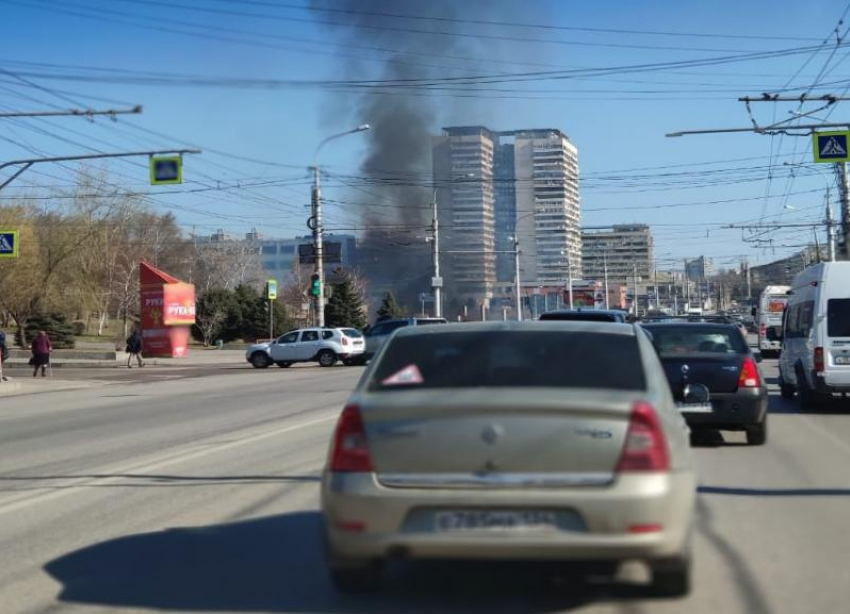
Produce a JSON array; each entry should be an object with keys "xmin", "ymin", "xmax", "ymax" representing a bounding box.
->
[{"xmin": 1, "ymin": 358, "xmax": 849, "ymax": 614}]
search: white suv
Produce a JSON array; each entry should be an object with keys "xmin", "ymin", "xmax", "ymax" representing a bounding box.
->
[{"xmin": 246, "ymin": 328, "xmax": 364, "ymax": 369}]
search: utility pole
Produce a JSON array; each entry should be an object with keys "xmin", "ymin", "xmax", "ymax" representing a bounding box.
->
[
  {"xmin": 567, "ymin": 253, "xmax": 574, "ymax": 309},
  {"xmin": 603, "ymin": 252, "xmax": 610, "ymax": 309},
  {"xmin": 430, "ymin": 190, "xmax": 442, "ymax": 318},
  {"xmin": 840, "ymin": 162, "xmax": 850, "ymax": 258},
  {"xmin": 310, "ymin": 125, "xmax": 369, "ymax": 329},
  {"xmin": 632, "ymin": 264, "xmax": 639, "ymax": 317},
  {"xmin": 310, "ymin": 165, "xmax": 326, "ymax": 327},
  {"xmin": 514, "ymin": 238, "xmax": 522, "ymax": 321},
  {"xmin": 652, "ymin": 265, "xmax": 658, "ymax": 311},
  {"xmin": 827, "ymin": 195, "xmax": 837, "ymax": 262},
  {"xmin": 684, "ymin": 260, "xmax": 691, "ymax": 308}
]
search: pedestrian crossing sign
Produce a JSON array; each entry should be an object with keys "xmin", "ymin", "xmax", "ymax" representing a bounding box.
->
[
  {"xmin": 813, "ymin": 130, "xmax": 850, "ymax": 163},
  {"xmin": 0, "ymin": 230, "xmax": 18, "ymax": 259}
]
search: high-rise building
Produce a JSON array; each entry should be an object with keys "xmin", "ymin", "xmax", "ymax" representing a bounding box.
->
[
  {"xmin": 432, "ymin": 126, "xmax": 581, "ymax": 310},
  {"xmin": 258, "ymin": 234, "xmax": 357, "ymax": 281},
  {"xmin": 432, "ymin": 127, "xmax": 497, "ymax": 304},
  {"xmin": 685, "ymin": 255, "xmax": 715, "ymax": 281},
  {"xmin": 510, "ymin": 129, "xmax": 581, "ymax": 285},
  {"xmin": 582, "ymin": 224, "xmax": 654, "ymax": 283}
]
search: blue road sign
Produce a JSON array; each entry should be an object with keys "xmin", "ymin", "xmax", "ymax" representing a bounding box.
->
[
  {"xmin": 813, "ymin": 130, "xmax": 850, "ymax": 163},
  {"xmin": 0, "ymin": 230, "xmax": 18, "ymax": 259}
]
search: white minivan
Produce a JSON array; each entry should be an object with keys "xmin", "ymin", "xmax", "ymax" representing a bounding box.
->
[
  {"xmin": 754, "ymin": 285, "xmax": 791, "ymax": 356},
  {"xmin": 778, "ymin": 262, "xmax": 850, "ymax": 407}
]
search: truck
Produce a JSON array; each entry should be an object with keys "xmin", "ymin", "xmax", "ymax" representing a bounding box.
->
[{"xmin": 755, "ymin": 285, "xmax": 791, "ymax": 356}]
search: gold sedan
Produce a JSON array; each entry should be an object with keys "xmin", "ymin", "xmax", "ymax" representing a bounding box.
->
[{"xmin": 321, "ymin": 321, "xmax": 697, "ymax": 595}]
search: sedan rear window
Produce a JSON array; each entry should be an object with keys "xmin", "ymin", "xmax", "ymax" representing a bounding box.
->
[
  {"xmin": 369, "ymin": 331, "xmax": 645, "ymax": 391},
  {"xmin": 642, "ymin": 326, "xmax": 747, "ymax": 356},
  {"xmin": 540, "ymin": 312, "xmax": 622, "ymax": 322},
  {"xmin": 827, "ymin": 299, "xmax": 850, "ymax": 337}
]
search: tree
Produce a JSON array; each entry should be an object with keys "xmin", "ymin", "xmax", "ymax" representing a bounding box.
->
[
  {"xmin": 194, "ymin": 287, "xmax": 239, "ymax": 346},
  {"xmin": 376, "ymin": 291, "xmax": 405, "ymax": 320},
  {"xmin": 325, "ymin": 278, "xmax": 367, "ymax": 329}
]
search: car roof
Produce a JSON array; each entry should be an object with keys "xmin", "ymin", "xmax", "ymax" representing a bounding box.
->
[
  {"xmin": 542, "ymin": 309, "xmax": 625, "ymax": 316},
  {"xmin": 640, "ymin": 322, "xmax": 738, "ymax": 330},
  {"xmin": 391, "ymin": 320, "xmax": 638, "ymax": 338}
]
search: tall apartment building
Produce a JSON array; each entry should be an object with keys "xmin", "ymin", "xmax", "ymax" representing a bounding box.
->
[
  {"xmin": 432, "ymin": 127, "xmax": 497, "ymax": 303},
  {"xmin": 582, "ymin": 224, "xmax": 654, "ymax": 283},
  {"xmin": 510, "ymin": 129, "xmax": 581, "ymax": 285},
  {"xmin": 432, "ymin": 127, "xmax": 581, "ymax": 308},
  {"xmin": 685, "ymin": 255, "xmax": 715, "ymax": 281}
]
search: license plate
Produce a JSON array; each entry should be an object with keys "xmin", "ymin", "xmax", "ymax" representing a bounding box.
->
[
  {"xmin": 676, "ymin": 402, "xmax": 713, "ymax": 413},
  {"xmin": 434, "ymin": 510, "xmax": 557, "ymax": 533},
  {"xmin": 835, "ymin": 355, "xmax": 850, "ymax": 365}
]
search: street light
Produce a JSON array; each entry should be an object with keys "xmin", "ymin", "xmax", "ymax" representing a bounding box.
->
[
  {"xmin": 509, "ymin": 235, "xmax": 522, "ymax": 321},
  {"xmin": 310, "ymin": 124, "xmax": 370, "ymax": 327},
  {"xmin": 560, "ymin": 249, "xmax": 574, "ymax": 309}
]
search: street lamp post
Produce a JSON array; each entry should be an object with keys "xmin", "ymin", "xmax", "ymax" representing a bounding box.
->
[
  {"xmin": 311, "ymin": 124, "xmax": 369, "ymax": 327},
  {"xmin": 511, "ymin": 236, "xmax": 522, "ymax": 321}
]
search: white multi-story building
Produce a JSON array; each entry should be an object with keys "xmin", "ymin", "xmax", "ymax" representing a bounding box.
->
[
  {"xmin": 510, "ymin": 129, "xmax": 581, "ymax": 285},
  {"xmin": 432, "ymin": 126, "xmax": 497, "ymax": 304}
]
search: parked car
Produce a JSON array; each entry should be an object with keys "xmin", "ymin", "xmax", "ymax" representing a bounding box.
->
[
  {"xmin": 539, "ymin": 308, "xmax": 627, "ymax": 323},
  {"xmin": 362, "ymin": 317, "xmax": 447, "ymax": 361},
  {"xmin": 322, "ymin": 321, "xmax": 696, "ymax": 595},
  {"xmin": 778, "ymin": 261, "xmax": 850, "ymax": 407},
  {"xmin": 246, "ymin": 327, "xmax": 364, "ymax": 368},
  {"xmin": 641, "ymin": 322, "xmax": 768, "ymax": 445}
]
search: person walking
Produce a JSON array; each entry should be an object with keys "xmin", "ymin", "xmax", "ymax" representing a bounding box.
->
[
  {"xmin": 31, "ymin": 330, "xmax": 51, "ymax": 377},
  {"xmin": 0, "ymin": 329, "xmax": 9, "ymax": 382},
  {"xmin": 126, "ymin": 329, "xmax": 144, "ymax": 368}
]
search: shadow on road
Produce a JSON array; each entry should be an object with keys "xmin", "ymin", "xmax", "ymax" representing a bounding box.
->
[{"xmin": 44, "ymin": 511, "xmax": 676, "ymax": 613}]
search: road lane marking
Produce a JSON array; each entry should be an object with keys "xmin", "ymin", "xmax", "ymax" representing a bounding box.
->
[{"xmin": 0, "ymin": 412, "xmax": 338, "ymax": 517}]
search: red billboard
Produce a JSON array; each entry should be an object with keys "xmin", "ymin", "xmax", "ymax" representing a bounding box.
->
[{"xmin": 139, "ymin": 262, "xmax": 195, "ymax": 358}]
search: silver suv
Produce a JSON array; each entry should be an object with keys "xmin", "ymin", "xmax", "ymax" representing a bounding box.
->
[
  {"xmin": 363, "ymin": 317, "xmax": 447, "ymax": 360},
  {"xmin": 246, "ymin": 328, "xmax": 364, "ymax": 369}
]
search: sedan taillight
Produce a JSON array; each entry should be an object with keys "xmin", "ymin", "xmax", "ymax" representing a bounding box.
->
[
  {"xmin": 616, "ymin": 402, "xmax": 670, "ymax": 472},
  {"xmin": 329, "ymin": 405, "xmax": 374, "ymax": 473},
  {"xmin": 738, "ymin": 357, "xmax": 761, "ymax": 389}
]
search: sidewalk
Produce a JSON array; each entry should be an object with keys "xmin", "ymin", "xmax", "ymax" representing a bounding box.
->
[
  {"xmin": 0, "ymin": 375, "xmax": 103, "ymax": 397},
  {"xmin": 138, "ymin": 349, "xmax": 247, "ymax": 367}
]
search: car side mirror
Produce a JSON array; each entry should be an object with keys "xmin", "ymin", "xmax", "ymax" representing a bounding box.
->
[
  {"xmin": 754, "ymin": 352, "xmax": 763, "ymax": 363},
  {"xmin": 683, "ymin": 383, "xmax": 710, "ymax": 404}
]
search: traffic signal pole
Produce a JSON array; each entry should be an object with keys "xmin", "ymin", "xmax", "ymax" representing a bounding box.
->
[{"xmin": 311, "ymin": 165, "xmax": 326, "ymax": 328}]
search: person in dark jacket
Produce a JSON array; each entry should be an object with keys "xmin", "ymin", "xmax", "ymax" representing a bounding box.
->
[
  {"xmin": 31, "ymin": 330, "xmax": 51, "ymax": 377},
  {"xmin": 0, "ymin": 330, "xmax": 9, "ymax": 381},
  {"xmin": 126, "ymin": 329, "xmax": 144, "ymax": 368}
]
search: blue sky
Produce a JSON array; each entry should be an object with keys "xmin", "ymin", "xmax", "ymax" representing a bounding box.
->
[{"xmin": 1, "ymin": 0, "xmax": 848, "ymax": 271}]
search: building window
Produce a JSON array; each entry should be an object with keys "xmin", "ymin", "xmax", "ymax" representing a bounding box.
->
[{"xmin": 261, "ymin": 244, "xmax": 277, "ymax": 255}]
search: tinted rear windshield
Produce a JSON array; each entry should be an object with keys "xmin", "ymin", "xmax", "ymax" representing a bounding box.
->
[
  {"xmin": 540, "ymin": 312, "xmax": 621, "ymax": 322},
  {"xmin": 369, "ymin": 330, "xmax": 645, "ymax": 391},
  {"xmin": 642, "ymin": 326, "xmax": 747, "ymax": 356},
  {"xmin": 827, "ymin": 299, "xmax": 850, "ymax": 337}
]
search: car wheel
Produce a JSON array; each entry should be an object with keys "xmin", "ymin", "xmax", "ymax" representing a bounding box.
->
[
  {"xmin": 746, "ymin": 421, "xmax": 767, "ymax": 446},
  {"xmin": 276, "ymin": 361, "xmax": 293, "ymax": 368},
  {"xmin": 317, "ymin": 350, "xmax": 337, "ymax": 367},
  {"xmin": 779, "ymin": 382, "xmax": 795, "ymax": 399},
  {"xmin": 250, "ymin": 352, "xmax": 271, "ymax": 369},
  {"xmin": 651, "ymin": 557, "xmax": 691, "ymax": 597},
  {"xmin": 796, "ymin": 364, "xmax": 827, "ymax": 408}
]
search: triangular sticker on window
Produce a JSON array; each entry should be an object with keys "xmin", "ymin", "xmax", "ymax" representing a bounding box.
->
[{"xmin": 381, "ymin": 364, "xmax": 424, "ymax": 386}]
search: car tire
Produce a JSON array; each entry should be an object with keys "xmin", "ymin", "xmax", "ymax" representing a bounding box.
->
[
  {"xmin": 651, "ymin": 557, "xmax": 691, "ymax": 597},
  {"xmin": 329, "ymin": 563, "xmax": 381, "ymax": 593},
  {"xmin": 746, "ymin": 420, "xmax": 767, "ymax": 445},
  {"xmin": 276, "ymin": 361, "xmax": 293, "ymax": 368},
  {"xmin": 779, "ymin": 382, "xmax": 795, "ymax": 399},
  {"xmin": 796, "ymin": 364, "xmax": 827, "ymax": 409},
  {"xmin": 317, "ymin": 350, "xmax": 337, "ymax": 367},
  {"xmin": 250, "ymin": 352, "xmax": 271, "ymax": 369}
]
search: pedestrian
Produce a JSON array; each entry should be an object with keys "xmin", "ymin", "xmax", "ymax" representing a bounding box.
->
[
  {"xmin": 126, "ymin": 329, "xmax": 144, "ymax": 368},
  {"xmin": 31, "ymin": 330, "xmax": 51, "ymax": 377},
  {"xmin": 0, "ymin": 330, "xmax": 9, "ymax": 381}
]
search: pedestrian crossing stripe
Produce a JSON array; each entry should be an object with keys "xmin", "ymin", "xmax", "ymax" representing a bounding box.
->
[
  {"xmin": 0, "ymin": 230, "xmax": 18, "ymax": 259},
  {"xmin": 813, "ymin": 130, "xmax": 850, "ymax": 163}
]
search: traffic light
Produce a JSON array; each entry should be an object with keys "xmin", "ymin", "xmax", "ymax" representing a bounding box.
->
[{"xmin": 310, "ymin": 274, "xmax": 321, "ymax": 297}]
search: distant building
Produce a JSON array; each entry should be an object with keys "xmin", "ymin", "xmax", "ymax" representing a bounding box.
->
[
  {"xmin": 685, "ymin": 256, "xmax": 715, "ymax": 281},
  {"xmin": 581, "ymin": 224, "xmax": 654, "ymax": 284},
  {"xmin": 510, "ymin": 129, "xmax": 581, "ymax": 285},
  {"xmin": 750, "ymin": 246, "xmax": 824, "ymax": 293},
  {"xmin": 433, "ymin": 126, "xmax": 498, "ymax": 305},
  {"xmin": 259, "ymin": 234, "xmax": 357, "ymax": 281}
]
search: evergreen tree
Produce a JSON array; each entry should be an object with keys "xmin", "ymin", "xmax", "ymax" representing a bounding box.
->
[
  {"xmin": 325, "ymin": 279, "xmax": 367, "ymax": 329},
  {"xmin": 376, "ymin": 291, "xmax": 405, "ymax": 320}
]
